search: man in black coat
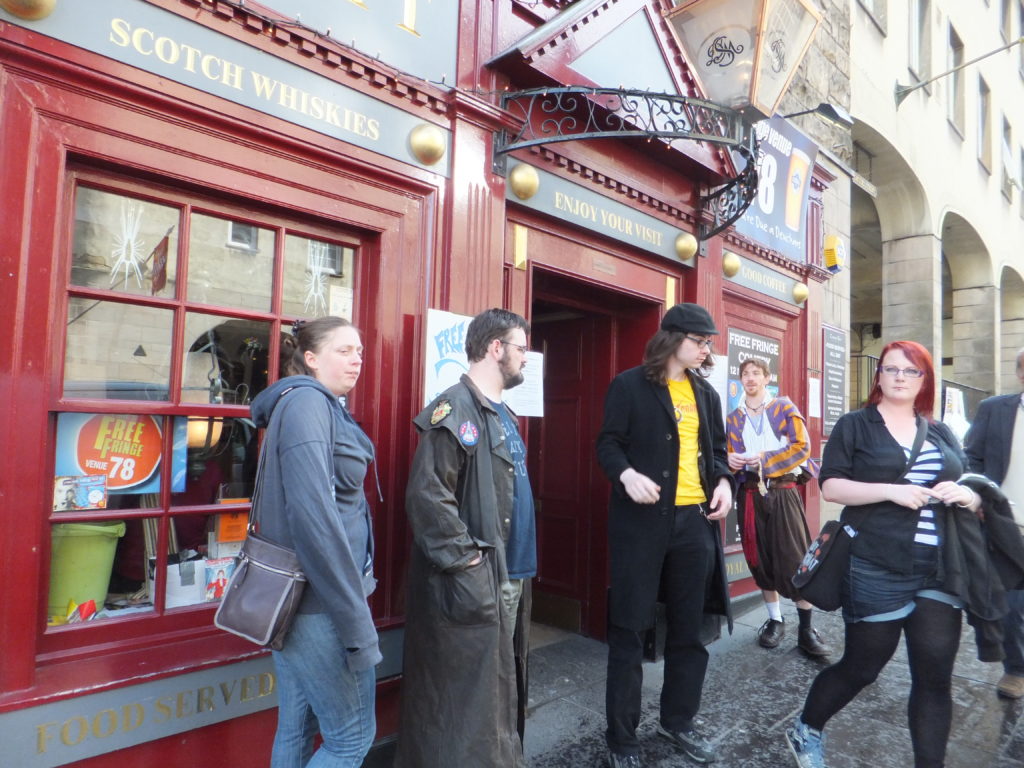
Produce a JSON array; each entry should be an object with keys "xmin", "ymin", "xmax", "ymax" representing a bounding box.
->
[
  {"xmin": 964, "ymin": 346, "xmax": 1024, "ymax": 699},
  {"xmin": 597, "ymin": 303, "xmax": 735, "ymax": 768}
]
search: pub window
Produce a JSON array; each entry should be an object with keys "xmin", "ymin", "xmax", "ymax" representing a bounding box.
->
[{"xmin": 51, "ymin": 170, "xmax": 361, "ymax": 636}]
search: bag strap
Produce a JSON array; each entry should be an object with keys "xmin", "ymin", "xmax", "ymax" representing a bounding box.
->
[
  {"xmin": 896, "ymin": 415, "xmax": 929, "ymax": 482},
  {"xmin": 248, "ymin": 385, "xmax": 338, "ymax": 534}
]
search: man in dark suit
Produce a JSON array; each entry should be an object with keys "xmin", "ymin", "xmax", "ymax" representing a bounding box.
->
[
  {"xmin": 597, "ymin": 303, "xmax": 734, "ymax": 768},
  {"xmin": 964, "ymin": 347, "xmax": 1024, "ymax": 699}
]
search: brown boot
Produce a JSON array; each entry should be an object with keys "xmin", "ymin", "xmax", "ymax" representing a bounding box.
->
[
  {"xmin": 997, "ymin": 673, "xmax": 1024, "ymax": 698},
  {"xmin": 798, "ymin": 626, "xmax": 831, "ymax": 657}
]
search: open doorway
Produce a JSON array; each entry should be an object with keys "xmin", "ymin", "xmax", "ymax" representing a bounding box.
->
[{"xmin": 527, "ymin": 268, "xmax": 661, "ymax": 640}]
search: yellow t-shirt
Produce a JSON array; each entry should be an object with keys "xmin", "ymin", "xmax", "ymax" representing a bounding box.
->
[{"xmin": 667, "ymin": 377, "xmax": 706, "ymax": 505}]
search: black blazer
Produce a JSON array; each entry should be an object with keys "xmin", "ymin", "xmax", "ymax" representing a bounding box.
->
[
  {"xmin": 964, "ymin": 393, "xmax": 1020, "ymax": 484},
  {"xmin": 596, "ymin": 366, "xmax": 735, "ymax": 632}
]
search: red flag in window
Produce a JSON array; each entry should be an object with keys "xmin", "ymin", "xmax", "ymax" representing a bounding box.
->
[{"xmin": 150, "ymin": 233, "xmax": 169, "ymax": 295}]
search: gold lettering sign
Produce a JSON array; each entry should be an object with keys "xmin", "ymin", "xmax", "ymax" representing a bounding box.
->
[
  {"xmin": 553, "ymin": 191, "xmax": 665, "ymax": 248},
  {"xmin": 109, "ymin": 19, "xmax": 381, "ymax": 141},
  {"xmin": 34, "ymin": 672, "xmax": 276, "ymax": 754}
]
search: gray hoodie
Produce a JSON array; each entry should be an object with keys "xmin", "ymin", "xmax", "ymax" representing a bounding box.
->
[{"xmin": 250, "ymin": 375, "xmax": 381, "ymax": 670}]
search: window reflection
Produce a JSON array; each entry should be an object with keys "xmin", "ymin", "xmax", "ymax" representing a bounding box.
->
[
  {"xmin": 72, "ymin": 186, "xmax": 179, "ymax": 298},
  {"xmin": 188, "ymin": 213, "xmax": 274, "ymax": 311},
  {"xmin": 64, "ymin": 302, "xmax": 174, "ymax": 401},
  {"xmin": 282, "ymin": 234, "xmax": 355, "ymax": 318},
  {"xmin": 182, "ymin": 314, "xmax": 272, "ymax": 406}
]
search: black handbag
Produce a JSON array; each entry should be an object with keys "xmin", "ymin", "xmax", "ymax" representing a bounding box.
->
[
  {"xmin": 791, "ymin": 520, "xmax": 857, "ymax": 610},
  {"xmin": 792, "ymin": 415, "xmax": 928, "ymax": 611},
  {"xmin": 214, "ymin": 437, "xmax": 307, "ymax": 651}
]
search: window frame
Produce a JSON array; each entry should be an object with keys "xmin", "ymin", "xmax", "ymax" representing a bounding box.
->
[
  {"xmin": 43, "ymin": 164, "xmax": 364, "ymax": 658},
  {"xmin": 947, "ymin": 24, "xmax": 965, "ymax": 136},
  {"xmin": 978, "ymin": 75, "xmax": 993, "ymax": 173},
  {"xmin": 857, "ymin": 0, "xmax": 888, "ymax": 35},
  {"xmin": 908, "ymin": 0, "xmax": 931, "ymax": 82}
]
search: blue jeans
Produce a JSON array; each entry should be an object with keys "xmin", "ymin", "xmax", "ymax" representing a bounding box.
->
[
  {"xmin": 1004, "ymin": 589, "xmax": 1024, "ymax": 676},
  {"xmin": 271, "ymin": 612, "xmax": 376, "ymax": 768}
]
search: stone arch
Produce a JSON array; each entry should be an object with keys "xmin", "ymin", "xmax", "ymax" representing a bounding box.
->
[
  {"xmin": 1001, "ymin": 266, "xmax": 1024, "ymax": 394},
  {"xmin": 850, "ymin": 121, "xmax": 936, "ymax": 355},
  {"xmin": 939, "ymin": 210, "xmax": 995, "ymax": 405}
]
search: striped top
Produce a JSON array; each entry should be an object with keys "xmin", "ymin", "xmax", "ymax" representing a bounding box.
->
[{"xmin": 903, "ymin": 441, "xmax": 943, "ymax": 546}]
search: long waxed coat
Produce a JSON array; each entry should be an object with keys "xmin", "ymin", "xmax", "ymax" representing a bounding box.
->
[
  {"xmin": 596, "ymin": 366, "xmax": 735, "ymax": 633},
  {"xmin": 395, "ymin": 375, "xmax": 528, "ymax": 768}
]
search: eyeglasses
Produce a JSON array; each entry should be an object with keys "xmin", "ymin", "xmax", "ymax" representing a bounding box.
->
[
  {"xmin": 499, "ymin": 339, "xmax": 528, "ymax": 354},
  {"xmin": 878, "ymin": 365, "xmax": 924, "ymax": 379},
  {"xmin": 685, "ymin": 335, "xmax": 714, "ymax": 350}
]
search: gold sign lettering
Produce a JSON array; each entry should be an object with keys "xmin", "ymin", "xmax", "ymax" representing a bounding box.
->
[
  {"xmin": 109, "ymin": 19, "xmax": 380, "ymax": 141},
  {"xmin": 33, "ymin": 672, "xmax": 277, "ymax": 754},
  {"xmin": 552, "ymin": 190, "xmax": 666, "ymax": 250}
]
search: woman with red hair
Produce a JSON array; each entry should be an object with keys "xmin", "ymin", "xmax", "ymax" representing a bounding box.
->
[{"xmin": 786, "ymin": 341, "xmax": 981, "ymax": 768}]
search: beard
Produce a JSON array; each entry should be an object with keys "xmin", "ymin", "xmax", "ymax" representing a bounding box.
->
[{"xmin": 499, "ymin": 353, "xmax": 525, "ymax": 390}]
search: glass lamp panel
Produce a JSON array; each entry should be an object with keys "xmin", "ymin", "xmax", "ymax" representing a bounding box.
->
[
  {"xmin": 187, "ymin": 213, "xmax": 274, "ymax": 312},
  {"xmin": 64, "ymin": 301, "xmax": 173, "ymax": 401},
  {"xmin": 751, "ymin": 0, "xmax": 821, "ymax": 115},
  {"xmin": 72, "ymin": 186, "xmax": 180, "ymax": 298},
  {"xmin": 181, "ymin": 312, "xmax": 273, "ymax": 406},
  {"xmin": 665, "ymin": 0, "xmax": 760, "ymax": 109},
  {"xmin": 282, "ymin": 234, "xmax": 355, "ymax": 320}
]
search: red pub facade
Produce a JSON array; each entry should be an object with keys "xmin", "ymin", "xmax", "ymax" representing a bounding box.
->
[{"xmin": 0, "ymin": 1, "xmax": 838, "ymax": 765}]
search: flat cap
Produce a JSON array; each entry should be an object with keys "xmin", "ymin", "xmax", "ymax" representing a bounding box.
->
[{"xmin": 661, "ymin": 303, "xmax": 718, "ymax": 335}]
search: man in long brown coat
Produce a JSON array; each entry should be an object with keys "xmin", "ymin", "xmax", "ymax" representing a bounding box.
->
[{"xmin": 395, "ymin": 308, "xmax": 534, "ymax": 767}]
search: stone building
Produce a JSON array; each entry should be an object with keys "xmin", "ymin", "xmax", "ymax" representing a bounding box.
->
[{"xmin": 845, "ymin": 0, "xmax": 1024, "ymax": 411}]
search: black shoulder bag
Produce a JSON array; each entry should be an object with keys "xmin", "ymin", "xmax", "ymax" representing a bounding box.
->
[{"xmin": 793, "ymin": 415, "xmax": 928, "ymax": 611}]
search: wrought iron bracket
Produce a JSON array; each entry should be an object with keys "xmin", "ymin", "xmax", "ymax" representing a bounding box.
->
[{"xmin": 493, "ymin": 87, "xmax": 759, "ymax": 241}]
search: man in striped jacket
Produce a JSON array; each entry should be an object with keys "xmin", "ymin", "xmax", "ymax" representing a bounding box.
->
[{"xmin": 726, "ymin": 358, "xmax": 830, "ymax": 657}]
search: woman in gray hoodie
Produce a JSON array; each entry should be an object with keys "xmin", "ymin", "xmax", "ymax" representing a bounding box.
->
[{"xmin": 250, "ymin": 316, "xmax": 381, "ymax": 768}]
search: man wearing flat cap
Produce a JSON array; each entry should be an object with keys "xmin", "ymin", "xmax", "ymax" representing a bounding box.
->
[{"xmin": 597, "ymin": 303, "xmax": 734, "ymax": 768}]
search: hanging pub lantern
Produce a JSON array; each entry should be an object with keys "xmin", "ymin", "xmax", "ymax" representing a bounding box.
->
[{"xmin": 664, "ymin": 0, "xmax": 822, "ymax": 121}]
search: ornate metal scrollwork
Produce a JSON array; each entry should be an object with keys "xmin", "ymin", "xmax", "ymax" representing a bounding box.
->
[{"xmin": 494, "ymin": 86, "xmax": 759, "ymax": 240}]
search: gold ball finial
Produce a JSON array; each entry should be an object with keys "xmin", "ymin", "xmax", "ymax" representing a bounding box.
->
[
  {"xmin": 508, "ymin": 163, "xmax": 540, "ymax": 200},
  {"xmin": 408, "ymin": 124, "xmax": 446, "ymax": 166},
  {"xmin": 674, "ymin": 232, "xmax": 698, "ymax": 261},
  {"xmin": 722, "ymin": 251, "xmax": 742, "ymax": 278},
  {"xmin": 0, "ymin": 0, "xmax": 55, "ymax": 19},
  {"xmin": 793, "ymin": 283, "xmax": 809, "ymax": 304}
]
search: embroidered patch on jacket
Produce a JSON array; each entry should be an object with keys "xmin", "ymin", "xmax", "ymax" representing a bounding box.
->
[
  {"xmin": 458, "ymin": 420, "xmax": 479, "ymax": 445},
  {"xmin": 430, "ymin": 401, "xmax": 452, "ymax": 425}
]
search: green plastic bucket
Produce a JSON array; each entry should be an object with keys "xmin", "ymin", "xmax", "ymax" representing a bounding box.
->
[{"xmin": 48, "ymin": 521, "xmax": 126, "ymax": 619}]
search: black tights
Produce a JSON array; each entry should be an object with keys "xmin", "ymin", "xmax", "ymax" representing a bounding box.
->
[{"xmin": 801, "ymin": 597, "xmax": 962, "ymax": 768}]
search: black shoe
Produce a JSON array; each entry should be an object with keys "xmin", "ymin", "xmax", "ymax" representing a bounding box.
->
[
  {"xmin": 798, "ymin": 626, "xmax": 831, "ymax": 657},
  {"xmin": 608, "ymin": 751, "xmax": 642, "ymax": 768},
  {"xmin": 656, "ymin": 724, "xmax": 716, "ymax": 763},
  {"xmin": 758, "ymin": 618, "xmax": 785, "ymax": 648}
]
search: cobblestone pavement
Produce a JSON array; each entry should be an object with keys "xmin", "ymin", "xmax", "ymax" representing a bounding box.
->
[{"xmin": 524, "ymin": 599, "xmax": 1024, "ymax": 767}]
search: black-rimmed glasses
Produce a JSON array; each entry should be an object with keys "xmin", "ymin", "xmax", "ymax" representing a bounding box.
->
[
  {"xmin": 499, "ymin": 339, "xmax": 528, "ymax": 354},
  {"xmin": 685, "ymin": 335, "xmax": 713, "ymax": 350},
  {"xmin": 878, "ymin": 365, "xmax": 924, "ymax": 379}
]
